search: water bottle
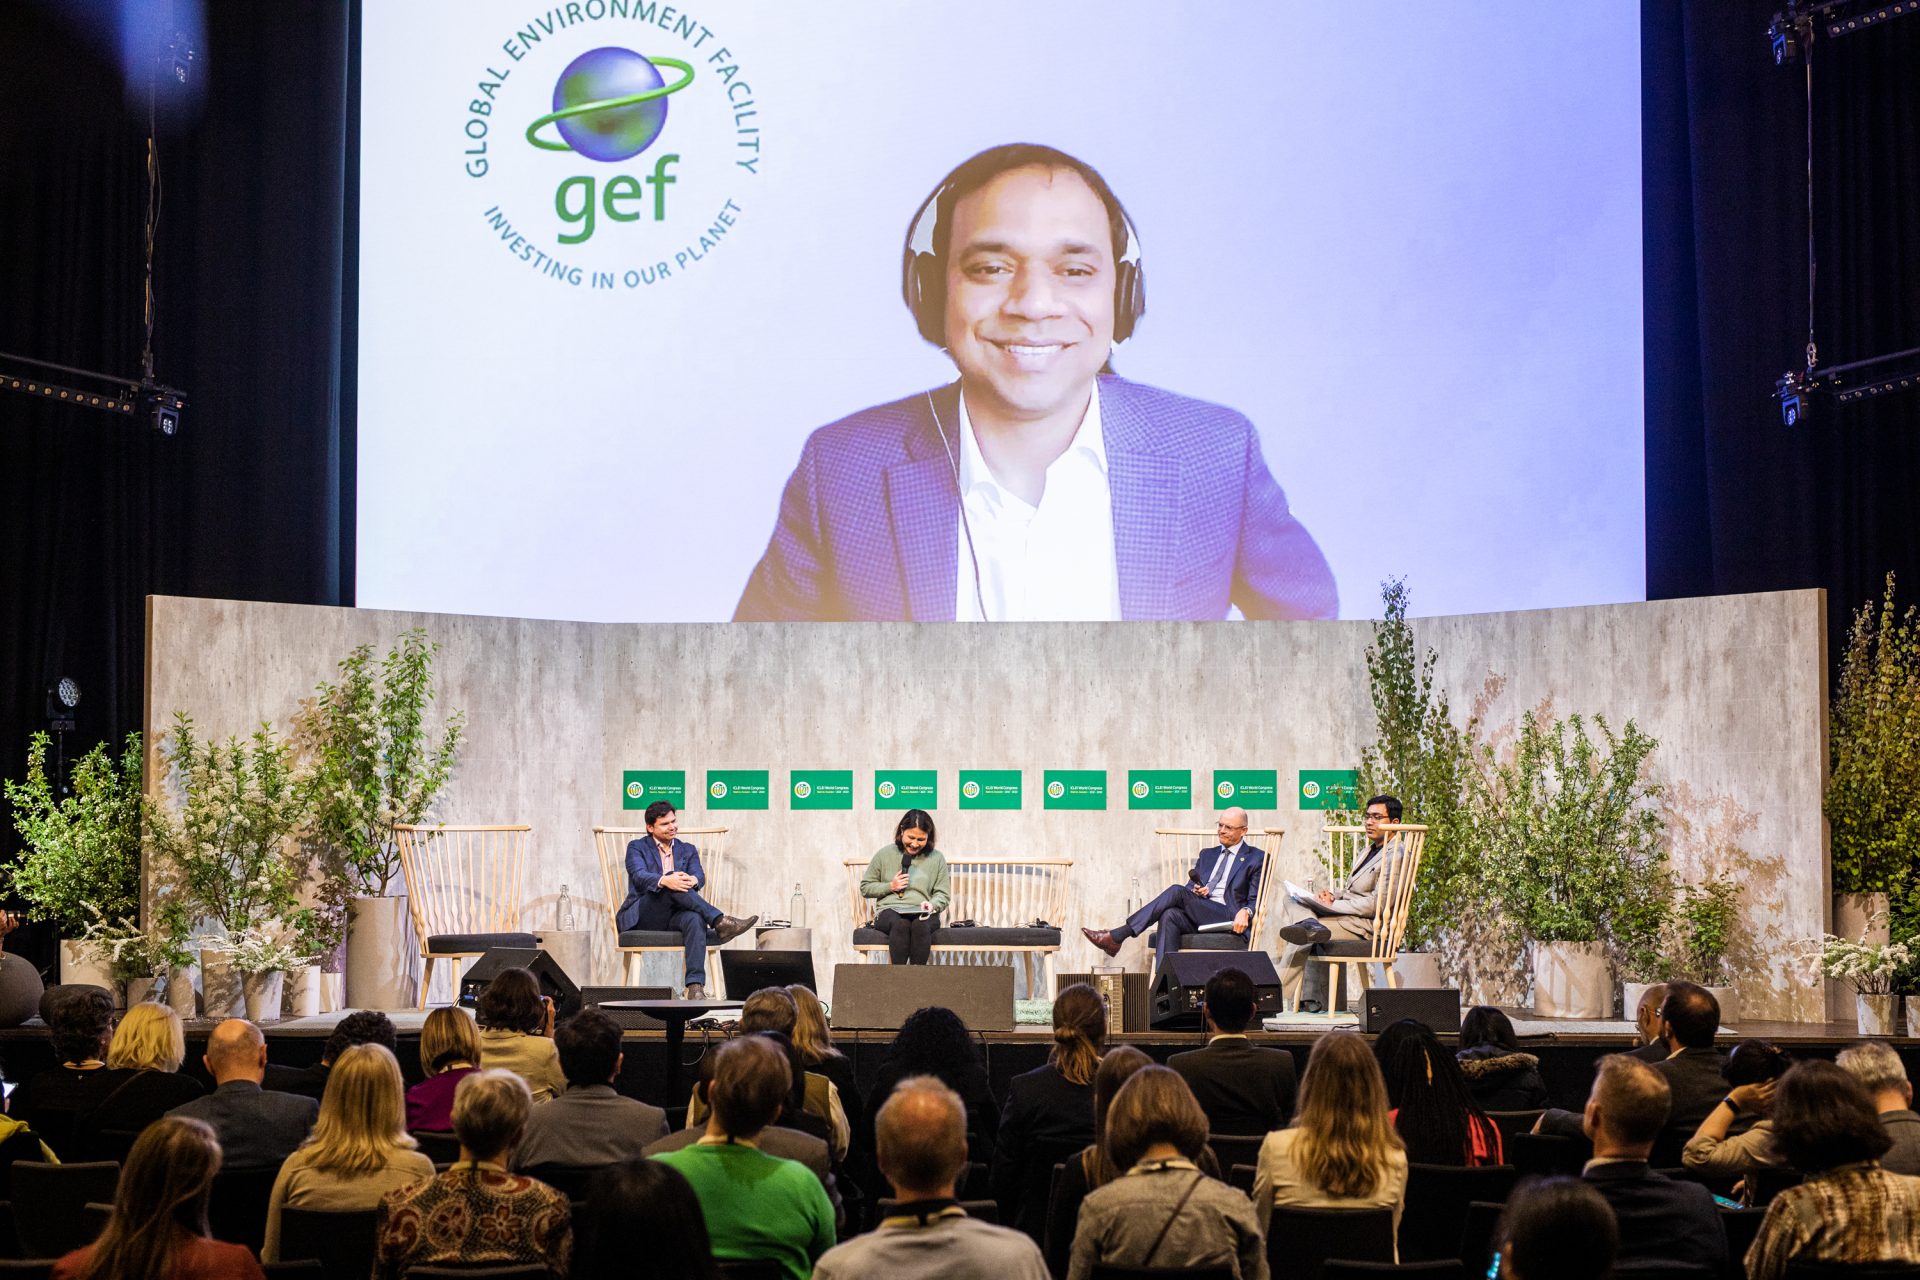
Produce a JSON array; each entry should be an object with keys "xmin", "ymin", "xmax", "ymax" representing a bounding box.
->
[
  {"xmin": 557, "ymin": 884, "xmax": 574, "ymax": 931},
  {"xmin": 1127, "ymin": 875, "xmax": 1141, "ymax": 918},
  {"xmin": 790, "ymin": 882, "xmax": 806, "ymax": 928}
]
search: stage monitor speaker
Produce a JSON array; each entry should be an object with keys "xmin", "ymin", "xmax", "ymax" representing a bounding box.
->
[
  {"xmin": 582, "ymin": 985, "xmax": 673, "ymax": 1030},
  {"xmin": 459, "ymin": 948, "xmax": 582, "ymax": 1018},
  {"xmin": 830, "ymin": 963, "xmax": 1014, "ymax": 1032},
  {"xmin": 1149, "ymin": 952, "xmax": 1283, "ymax": 1030},
  {"xmin": 1361, "ymin": 987, "xmax": 1462, "ymax": 1035},
  {"xmin": 719, "ymin": 950, "xmax": 816, "ymax": 1000}
]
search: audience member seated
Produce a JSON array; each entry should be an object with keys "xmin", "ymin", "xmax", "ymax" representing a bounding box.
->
[
  {"xmin": 571, "ymin": 1158, "xmax": 720, "ymax": 1280},
  {"xmin": 816, "ymin": 1076, "xmax": 1048, "ymax": 1280},
  {"xmin": 994, "ymin": 984, "xmax": 1105, "ymax": 1239},
  {"xmin": 644, "ymin": 1044, "xmax": 843, "ymax": 1228},
  {"xmin": 12, "ymin": 984, "xmax": 119, "ymax": 1154},
  {"xmin": 1383, "ymin": 1020, "xmax": 1503, "ymax": 1166},
  {"xmin": 1492, "ymin": 1176, "xmax": 1617, "ymax": 1280},
  {"xmin": 1370, "ymin": 1018, "xmax": 1426, "ymax": 1106},
  {"xmin": 861, "ymin": 1006, "xmax": 1000, "ymax": 1165},
  {"xmin": 695, "ymin": 989, "xmax": 850, "ymax": 1156},
  {"xmin": 405, "ymin": 1005, "xmax": 483, "ymax": 1131},
  {"xmin": 789, "ymin": 983, "xmax": 865, "ymax": 1153},
  {"xmin": 263, "ymin": 1009, "xmax": 396, "ymax": 1100},
  {"xmin": 71, "ymin": 1002, "xmax": 204, "ymax": 1158},
  {"xmin": 1577, "ymin": 1054, "xmax": 1727, "ymax": 1275},
  {"xmin": 1456, "ymin": 1006, "xmax": 1550, "ymax": 1111},
  {"xmin": 652, "ymin": 1034, "xmax": 836, "ymax": 1280},
  {"xmin": 1253, "ymin": 1030, "xmax": 1409, "ymax": 1243},
  {"xmin": 476, "ymin": 966, "xmax": 566, "ymax": 1104},
  {"xmin": 1167, "ymin": 967, "xmax": 1297, "ymax": 1136},
  {"xmin": 53, "ymin": 1116, "xmax": 265, "ymax": 1280},
  {"xmin": 1837, "ymin": 1040, "xmax": 1920, "ymax": 1176},
  {"xmin": 1683, "ymin": 1037, "xmax": 1790, "ymax": 1185},
  {"xmin": 261, "ymin": 1043, "xmax": 435, "ymax": 1262},
  {"xmin": 1067, "ymin": 1066, "xmax": 1265, "ymax": 1280},
  {"xmin": 1538, "ymin": 981, "xmax": 1737, "ymax": 1163},
  {"xmin": 1627, "ymin": 982, "xmax": 1672, "ymax": 1062},
  {"xmin": 512, "ymin": 1008, "xmax": 667, "ymax": 1171},
  {"xmin": 168, "ymin": 1019, "xmax": 317, "ymax": 1171},
  {"xmin": 1745, "ymin": 1059, "xmax": 1920, "ymax": 1280},
  {"xmin": 373, "ymin": 1068, "xmax": 571, "ymax": 1279}
]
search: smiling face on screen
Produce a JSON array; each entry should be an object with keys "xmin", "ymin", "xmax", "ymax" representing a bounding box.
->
[{"xmin": 942, "ymin": 165, "xmax": 1116, "ymax": 431}]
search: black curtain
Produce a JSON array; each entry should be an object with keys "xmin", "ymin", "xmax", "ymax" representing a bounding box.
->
[
  {"xmin": 0, "ymin": 0, "xmax": 354, "ymax": 967},
  {"xmin": 1644, "ymin": 2, "xmax": 1920, "ymax": 649}
]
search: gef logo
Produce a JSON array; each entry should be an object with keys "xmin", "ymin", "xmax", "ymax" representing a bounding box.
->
[
  {"xmin": 463, "ymin": 6, "xmax": 762, "ymax": 291},
  {"xmin": 527, "ymin": 47, "xmax": 691, "ymax": 244}
]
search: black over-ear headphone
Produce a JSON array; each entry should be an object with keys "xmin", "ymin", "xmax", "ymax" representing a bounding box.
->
[{"xmin": 900, "ymin": 166, "xmax": 1147, "ymax": 348}]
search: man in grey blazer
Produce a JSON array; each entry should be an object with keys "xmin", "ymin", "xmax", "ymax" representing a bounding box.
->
[
  {"xmin": 1275, "ymin": 794, "xmax": 1407, "ymax": 1010},
  {"xmin": 167, "ymin": 1019, "xmax": 317, "ymax": 1170},
  {"xmin": 512, "ymin": 1009, "xmax": 666, "ymax": 1171},
  {"xmin": 1838, "ymin": 1040, "xmax": 1920, "ymax": 1176}
]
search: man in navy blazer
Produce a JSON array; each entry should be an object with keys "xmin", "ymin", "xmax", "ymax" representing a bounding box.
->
[
  {"xmin": 1083, "ymin": 808, "xmax": 1263, "ymax": 972},
  {"xmin": 733, "ymin": 142, "xmax": 1336, "ymax": 624},
  {"xmin": 614, "ymin": 801, "xmax": 755, "ymax": 999}
]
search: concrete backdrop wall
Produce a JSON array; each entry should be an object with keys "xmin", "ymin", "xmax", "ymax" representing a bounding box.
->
[{"xmin": 143, "ymin": 589, "xmax": 1828, "ymax": 1018}]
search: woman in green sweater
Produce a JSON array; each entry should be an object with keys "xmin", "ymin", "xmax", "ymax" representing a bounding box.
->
[{"xmin": 860, "ymin": 809, "xmax": 950, "ymax": 965}]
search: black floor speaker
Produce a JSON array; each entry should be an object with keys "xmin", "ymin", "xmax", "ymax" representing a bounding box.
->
[
  {"xmin": 830, "ymin": 963, "xmax": 1015, "ymax": 1031},
  {"xmin": 1149, "ymin": 952, "xmax": 1283, "ymax": 1030},
  {"xmin": 459, "ymin": 948, "xmax": 582, "ymax": 1018},
  {"xmin": 1361, "ymin": 986, "xmax": 1462, "ymax": 1034}
]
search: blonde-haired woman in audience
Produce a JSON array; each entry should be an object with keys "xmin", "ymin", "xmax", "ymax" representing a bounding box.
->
[
  {"xmin": 262, "ymin": 1044, "xmax": 435, "ymax": 1262},
  {"xmin": 407, "ymin": 1005, "xmax": 484, "ymax": 1131},
  {"xmin": 75, "ymin": 1002, "xmax": 205, "ymax": 1158},
  {"xmin": 1068, "ymin": 1066, "xmax": 1266, "ymax": 1280},
  {"xmin": 1253, "ymin": 1030, "xmax": 1408, "ymax": 1247},
  {"xmin": 53, "ymin": 1114, "xmax": 263, "ymax": 1280},
  {"xmin": 787, "ymin": 984, "xmax": 864, "ymax": 1150}
]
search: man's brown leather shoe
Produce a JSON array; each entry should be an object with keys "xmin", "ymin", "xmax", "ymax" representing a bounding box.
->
[{"xmin": 1081, "ymin": 926, "xmax": 1121, "ymax": 958}]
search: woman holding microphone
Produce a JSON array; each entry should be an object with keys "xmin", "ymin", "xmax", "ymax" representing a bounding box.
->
[{"xmin": 860, "ymin": 809, "xmax": 950, "ymax": 965}]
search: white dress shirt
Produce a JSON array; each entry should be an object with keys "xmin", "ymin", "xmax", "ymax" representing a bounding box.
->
[{"xmin": 953, "ymin": 385, "xmax": 1122, "ymax": 622}]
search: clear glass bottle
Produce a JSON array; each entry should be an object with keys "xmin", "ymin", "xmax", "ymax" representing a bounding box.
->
[
  {"xmin": 557, "ymin": 883, "xmax": 574, "ymax": 931},
  {"xmin": 790, "ymin": 882, "xmax": 806, "ymax": 928},
  {"xmin": 1127, "ymin": 875, "xmax": 1141, "ymax": 918}
]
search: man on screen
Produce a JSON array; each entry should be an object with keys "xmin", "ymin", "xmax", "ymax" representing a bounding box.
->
[
  {"xmin": 1081, "ymin": 807, "xmax": 1263, "ymax": 973},
  {"xmin": 733, "ymin": 142, "xmax": 1336, "ymax": 622},
  {"xmin": 614, "ymin": 801, "xmax": 756, "ymax": 1000}
]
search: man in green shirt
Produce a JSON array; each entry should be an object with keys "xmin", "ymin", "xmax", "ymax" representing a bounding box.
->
[{"xmin": 653, "ymin": 1034, "xmax": 835, "ymax": 1280}]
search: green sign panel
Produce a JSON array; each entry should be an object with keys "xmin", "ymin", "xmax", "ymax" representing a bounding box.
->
[
  {"xmin": 959, "ymin": 769, "xmax": 1023, "ymax": 810},
  {"xmin": 1127, "ymin": 769, "xmax": 1192, "ymax": 809},
  {"xmin": 789, "ymin": 769, "xmax": 855, "ymax": 810},
  {"xmin": 1299, "ymin": 769, "xmax": 1361, "ymax": 810},
  {"xmin": 874, "ymin": 769, "xmax": 938, "ymax": 809},
  {"xmin": 621, "ymin": 769, "xmax": 686, "ymax": 809},
  {"xmin": 1212, "ymin": 769, "xmax": 1278, "ymax": 809},
  {"xmin": 1043, "ymin": 769, "xmax": 1107, "ymax": 810},
  {"xmin": 704, "ymin": 769, "xmax": 769, "ymax": 810}
]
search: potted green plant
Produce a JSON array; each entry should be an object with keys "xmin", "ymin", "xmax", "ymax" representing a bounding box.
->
[
  {"xmin": 1807, "ymin": 931, "xmax": 1913, "ymax": 1036},
  {"xmin": 1483, "ymin": 711, "xmax": 1670, "ymax": 1018},
  {"xmin": 1676, "ymin": 876, "xmax": 1742, "ymax": 1023},
  {"xmin": 298, "ymin": 629, "xmax": 463, "ymax": 1010},
  {"xmin": 225, "ymin": 923, "xmax": 318, "ymax": 1023},
  {"xmin": 148, "ymin": 714, "xmax": 309, "ymax": 1017},
  {"xmin": 3, "ymin": 731, "xmax": 146, "ymax": 993},
  {"xmin": 79, "ymin": 911, "xmax": 194, "ymax": 1008}
]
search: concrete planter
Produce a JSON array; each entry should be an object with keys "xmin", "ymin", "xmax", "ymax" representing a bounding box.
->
[
  {"xmin": 288, "ymin": 965, "xmax": 323, "ymax": 1018},
  {"xmin": 1392, "ymin": 951, "xmax": 1445, "ymax": 988},
  {"xmin": 165, "ymin": 963, "xmax": 199, "ymax": 1020},
  {"xmin": 1706, "ymin": 984, "xmax": 1740, "ymax": 1027},
  {"xmin": 125, "ymin": 975, "xmax": 158, "ymax": 1006},
  {"xmin": 199, "ymin": 947, "xmax": 245, "ymax": 1019},
  {"xmin": 1859, "ymin": 992, "xmax": 1900, "ymax": 1037},
  {"xmin": 242, "ymin": 971, "xmax": 286, "ymax": 1023},
  {"xmin": 346, "ymin": 895, "xmax": 416, "ymax": 1011},
  {"xmin": 58, "ymin": 940, "xmax": 118, "ymax": 1002},
  {"xmin": 1531, "ymin": 941, "xmax": 1611, "ymax": 1019},
  {"xmin": 1832, "ymin": 894, "xmax": 1892, "ymax": 1022}
]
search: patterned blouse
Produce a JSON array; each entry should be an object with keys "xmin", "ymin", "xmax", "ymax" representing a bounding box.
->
[
  {"xmin": 1746, "ymin": 1161, "xmax": 1920, "ymax": 1280},
  {"xmin": 373, "ymin": 1162, "xmax": 572, "ymax": 1280}
]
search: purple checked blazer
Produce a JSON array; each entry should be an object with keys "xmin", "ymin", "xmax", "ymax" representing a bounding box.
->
[{"xmin": 732, "ymin": 376, "xmax": 1337, "ymax": 621}]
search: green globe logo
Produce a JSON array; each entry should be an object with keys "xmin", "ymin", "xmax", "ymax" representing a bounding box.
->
[
  {"xmin": 626, "ymin": 781, "xmax": 644, "ymax": 799},
  {"xmin": 1131, "ymin": 780, "xmax": 1150, "ymax": 799},
  {"xmin": 962, "ymin": 780, "xmax": 981, "ymax": 800},
  {"xmin": 1047, "ymin": 780, "xmax": 1065, "ymax": 799},
  {"xmin": 793, "ymin": 780, "xmax": 812, "ymax": 800},
  {"xmin": 526, "ymin": 47, "xmax": 696, "ymax": 161},
  {"xmin": 1217, "ymin": 780, "xmax": 1236, "ymax": 799},
  {"xmin": 878, "ymin": 780, "xmax": 897, "ymax": 800},
  {"xmin": 1303, "ymin": 780, "xmax": 1322, "ymax": 800},
  {"xmin": 710, "ymin": 781, "xmax": 727, "ymax": 799}
]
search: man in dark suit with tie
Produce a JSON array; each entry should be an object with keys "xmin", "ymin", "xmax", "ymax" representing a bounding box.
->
[
  {"xmin": 1579, "ymin": 1054, "xmax": 1728, "ymax": 1275},
  {"xmin": 1167, "ymin": 967, "xmax": 1296, "ymax": 1135},
  {"xmin": 614, "ymin": 801, "xmax": 756, "ymax": 999},
  {"xmin": 1082, "ymin": 808, "xmax": 1263, "ymax": 972}
]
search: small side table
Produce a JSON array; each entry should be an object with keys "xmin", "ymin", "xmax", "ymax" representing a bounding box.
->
[
  {"xmin": 755, "ymin": 926, "xmax": 813, "ymax": 952},
  {"xmin": 533, "ymin": 929, "xmax": 594, "ymax": 991}
]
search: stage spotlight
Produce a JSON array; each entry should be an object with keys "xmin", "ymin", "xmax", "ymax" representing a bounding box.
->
[
  {"xmin": 1777, "ymin": 369, "xmax": 1813, "ymax": 427},
  {"xmin": 46, "ymin": 678, "xmax": 79, "ymax": 733}
]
